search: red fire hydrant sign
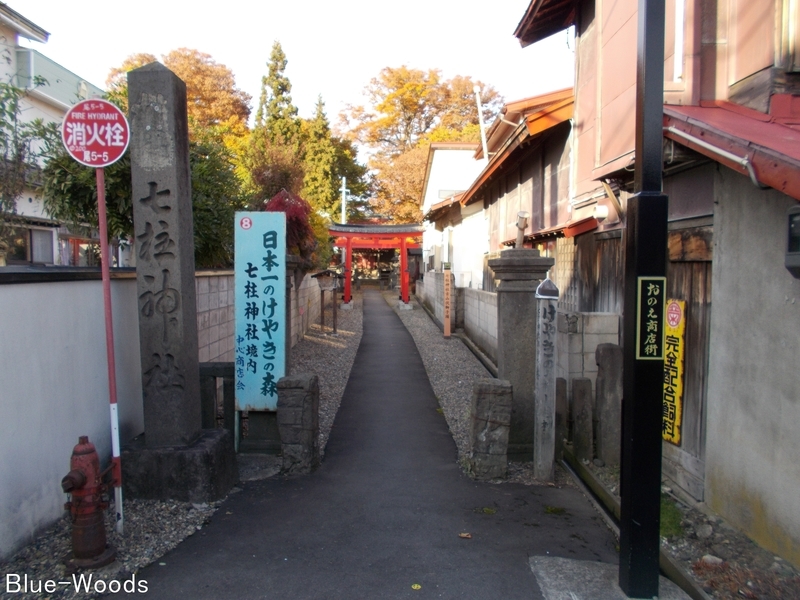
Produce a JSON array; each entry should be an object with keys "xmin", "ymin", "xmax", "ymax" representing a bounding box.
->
[{"xmin": 61, "ymin": 99, "xmax": 129, "ymax": 168}]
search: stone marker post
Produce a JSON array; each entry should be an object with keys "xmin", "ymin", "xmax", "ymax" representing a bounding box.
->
[
  {"xmin": 572, "ymin": 378, "xmax": 594, "ymax": 462},
  {"xmin": 534, "ymin": 279, "xmax": 558, "ymax": 481},
  {"xmin": 467, "ymin": 379, "xmax": 513, "ymax": 480},
  {"xmin": 555, "ymin": 378, "xmax": 568, "ymax": 460},
  {"xmin": 277, "ymin": 374, "xmax": 320, "ymax": 474},
  {"xmin": 129, "ymin": 63, "xmax": 200, "ymax": 448},
  {"xmin": 123, "ymin": 63, "xmax": 237, "ymax": 503},
  {"xmin": 489, "ymin": 248, "xmax": 554, "ymax": 460},
  {"xmin": 595, "ymin": 343, "xmax": 623, "ymax": 466}
]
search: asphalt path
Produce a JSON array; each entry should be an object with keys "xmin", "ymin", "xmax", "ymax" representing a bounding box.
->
[{"xmin": 122, "ymin": 290, "xmax": 617, "ymax": 599}]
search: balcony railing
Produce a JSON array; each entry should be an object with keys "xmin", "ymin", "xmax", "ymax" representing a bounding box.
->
[{"xmin": 15, "ymin": 48, "xmax": 104, "ymax": 110}]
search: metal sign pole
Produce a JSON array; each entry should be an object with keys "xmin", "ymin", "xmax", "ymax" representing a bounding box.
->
[
  {"xmin": 95, "ymin": 167, "xmax": 124, "ymax": 535},
  {"xmin": 618, "ymin": 0, "xmax": 668, "ymax": 594}
]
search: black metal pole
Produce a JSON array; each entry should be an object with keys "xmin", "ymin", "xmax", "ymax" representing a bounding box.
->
[{"xmin": 618, "ymin": 0, "xmax": 668, "ymax": 595}]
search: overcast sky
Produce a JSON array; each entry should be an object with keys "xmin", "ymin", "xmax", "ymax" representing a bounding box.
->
[{"xmin": 19, "ymin": 1, "xmax": 574, "ymax": 124}]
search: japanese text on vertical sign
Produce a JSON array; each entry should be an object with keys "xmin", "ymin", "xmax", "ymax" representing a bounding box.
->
[
  {"xmin": 635, "ymin": 277, "xmax": 666, "ymax": 360},
  {"xmin": 443, "ymin": 267, "xmax": 451, "ymax": 320},
  {"xmin": 235, "ymin": 213, "xmax": 286, "ymax": 411},
  {"xmin": 662, "ymin": 299, "xmax": 685, "ymax": 445}
]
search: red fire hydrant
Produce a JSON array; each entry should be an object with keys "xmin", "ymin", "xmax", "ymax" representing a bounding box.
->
[{"xmin": 62, "ymin": 436, "xmax": 116, "ymax": 568}]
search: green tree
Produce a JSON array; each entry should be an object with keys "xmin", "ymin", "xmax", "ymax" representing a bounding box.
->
[
  {"xmin": 0, "ymin": 77, "xmax": 47, "ymax": 260},
  {"xmin": 331, "ymin": 136, "xmax": 371, "ymax": 222},
  {"xmin": 244, "ymin": 41, "xmax": 303, "ymax": 204},
  {"xmin": 254, "ymin": 41, "xmax": 300, "ymax": 145},
  {"xmin": 300, "ymin": 97, "xmax": 337, "ymax": 214},
  {"xmin": 299, "ymin": 98, "xmax": 371, "ymax": 226},
  {"xmin": 38, "ymin": 123, "xmax": 244, "ymax": 268}
]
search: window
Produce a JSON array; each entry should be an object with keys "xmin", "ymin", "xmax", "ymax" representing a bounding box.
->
[
  {"xmin": 0, "ymin": 227, "xmax": 55, "ymax": 265},
  {"xmin": 58, "ymin": 237, "xmax": 99, "ymax": 266},
  {"xmin": 31, "ymin": 229, "xmax": 53, "ymax": 263}
]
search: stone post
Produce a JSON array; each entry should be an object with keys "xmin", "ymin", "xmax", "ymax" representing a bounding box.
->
[
  {"xmin": 466, "ymin": 379, "xmax": 512, "ymax": 480},
  {"xmin": 572, "ymin": 378, "xmax": 594, "ymax": 463},
  {"xmin": 595, "ymin": 343, "xmax": 623, "ymax": 466},
  {"xmin": 488, "ymin": 248, "xmax": 554, "ymax": 461},
  {"xmin": 555, "ymin": 378, "xmax": 568, "ymax": 460},
  {"xmin": 123, "ymin": 63, "xmax": 237, "ymax": 503},
  {"xmin": 277, "ymin": 374, "xmax": 320, "ymax": 474},
  {"xmin": 129, "ymin": 63, "xmax": 200, "ymax": 448},
  {"xmin": 534, "ymin": 279, "xmax": 558, "ymax": 481}
]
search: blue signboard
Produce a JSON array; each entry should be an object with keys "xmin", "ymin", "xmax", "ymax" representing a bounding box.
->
[{"xmin": 234, "ymin": 212, "xmax": 286, "ymax": 410}]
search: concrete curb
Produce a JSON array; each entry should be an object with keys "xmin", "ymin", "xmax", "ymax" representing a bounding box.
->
[
  {"xmin": 561, "ymin": 446, "xmax": 712, "ymax": 600},
  {"xmin": 413, "ymin": 293, "xmax": 499, "ymax": 377}
]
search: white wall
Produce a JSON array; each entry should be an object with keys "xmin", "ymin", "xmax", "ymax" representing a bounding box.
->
[
  {"xmin": 420, "ymin": 149, "xmax": 483, "ymax": 214},
  {"xmin": 0, "ymin": 269, "xmax": 323, "ymax": 560},
  {"xmin": 452, "ymin": 204, "xmax": 488, "ymax": 289},
  {"xmin": 0, "ymin": 277, "xmax": 143, "ymax": 559},
  {"xmin": 421, "ymin": 147, "xmax": 485, "ymax": 272},
  {"xmin": 705, "ymin": 170, "xmax": 800, "ymax": 567}
]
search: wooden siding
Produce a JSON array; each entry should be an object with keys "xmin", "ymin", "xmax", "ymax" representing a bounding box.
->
[
  {"xmin": 555, "ymin": 225, "xmax": 711, "ymax": 501},
  {"xmin": 571, "ymin": 230, "xmax": 625, "ymax": 314}
]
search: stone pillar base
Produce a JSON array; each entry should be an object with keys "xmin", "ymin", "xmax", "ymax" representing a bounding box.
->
[
  {"xmin": 397, "ymin": 301, "xmax": 413, "ymax": 310},
  {"xmin": 340, "ymin": 302, "xmax": 354, "ymax": 311},
  {"xmin": 507, "ymin": 443, "xmax": 534, "ymax": 463},
  {"xmin": 466, "ymin": 379, "xmax": 512, "ymax": 480},
  {"xmin": 122, "ymin": 429, "xmax": 238, "ymax": 502},
  {"xmin": 277, "ymin": 374, "xmax": 320, "ymax": 475}
]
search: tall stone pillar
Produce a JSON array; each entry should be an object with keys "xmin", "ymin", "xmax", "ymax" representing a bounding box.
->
[
  {"xmin": 123, "ymin": 63, "xmax": 237, "ymax": 503},
  {"xmin": 534, "ymin": 278, "xmax": 559, "ymax": 481},
  {"xmin": 129, "ymin": 63, "xmax": 200, "ymax": 448},
  {"xmin": 489, "ymin": 248, "xmax": 554, "ymax": 461}
]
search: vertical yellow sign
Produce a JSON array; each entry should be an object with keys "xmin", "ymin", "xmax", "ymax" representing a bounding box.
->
[{"xmin": 663, "ymin": 299, "xmax": 686, "ymax": 445}]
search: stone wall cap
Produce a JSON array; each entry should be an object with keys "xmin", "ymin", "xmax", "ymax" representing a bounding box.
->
[{"xmin": 277, "ymin": 374, "xmax": 319, "ymax": 390}]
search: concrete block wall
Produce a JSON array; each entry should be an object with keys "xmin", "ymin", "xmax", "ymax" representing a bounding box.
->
[
  {"xmin": 196, "ymin": 272, "xmax": 235, "ymax": 363},
  {"xmin": 556, "ymin": 310, "xmax": 619, "ymax": 397},
  {"xmin": 463, "ymin": 287, "xmax": 498, "ymax": 362},
  {"xmin": 415, "ymin": 272, "xmax": 455, "ymax": 331},
  {"xmin": 196, "ymin": 271, "xmax": 322, "ymax": 363},
  {"xmin": 289, "ymin": 274, "xmax": 321, "ymax": 348}
]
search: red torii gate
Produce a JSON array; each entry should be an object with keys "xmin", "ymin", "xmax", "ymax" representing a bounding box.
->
[{"xmin": 330, "ymin": 223, "xmax": 424, "ymax": 305}]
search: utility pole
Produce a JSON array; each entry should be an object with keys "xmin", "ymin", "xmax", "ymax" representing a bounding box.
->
[
  {"xmin": 340, "ymin": 176, "xmax": 348, "ymax": 224},
  {"xmin": 618, "ymin": 0, "xmax": 668, "ymax": 595},
  {"xmin": 340, "ymin": 177, "xmax": 349, "ymax": 278},
  {"xmin": 473, "ymin": 85, "xmax": 490, "ymax": 165}
]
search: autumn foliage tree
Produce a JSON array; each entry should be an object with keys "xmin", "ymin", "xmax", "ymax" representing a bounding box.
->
[
  {"xmin": 340, "ymin": 66, "xmax": 502, "ymax": 223},
  {"xmin": 259, "ymin": 189, "xmax": 321, "ymax": 268},
  {"xmin": 37, "ymin": 50, "xmax": 249, "ymax": 267},
  {"xmin": 106, "ymin": 49, "xmax": 250, "ymax": 134}
]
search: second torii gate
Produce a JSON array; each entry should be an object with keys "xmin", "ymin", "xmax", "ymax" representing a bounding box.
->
[{"xmin": 329, "ymin": 223, "xmax": 424, "ymax": 305}]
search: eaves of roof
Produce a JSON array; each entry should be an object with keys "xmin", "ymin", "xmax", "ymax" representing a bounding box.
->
[
  {"xmin": 501, "ymin": 216, "xmax": 599, "ymax": 246},
  {"xmin": 0, "ymin": 3, "xmax": 49, "ymax": 43},
  {"xmin": 477, "ymin": 87, "xmax": 573, "ymax": 160},
  {"xmin": 461, "ymin": 96, "xmax": 574, "ymax": 207},
  {"xmin": 423, "ymin": 194, "xmax": 463, "ymax": 223},
  {"xmin": 514, "ymin": 0, "xmax": 578, "ymax": 48},
  {"xmin": 664, "ymin": 101, "xmax": 800, "ymax": 202},
  {"xmin": 419, "ymin": 142, "xmax": 480, "ymax": 208}
]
